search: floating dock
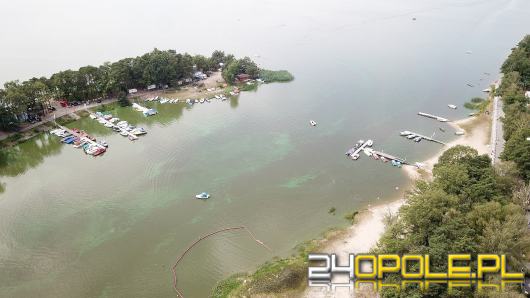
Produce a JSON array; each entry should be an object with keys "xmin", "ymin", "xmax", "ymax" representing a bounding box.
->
[
  {"xmin": 371, "ymin": 150, "xmax": 409, "ymax": 165},
  {"xmin": 418, "ymin": 112, "xmax": 449, "ymax": 122},
  {"xmin": 346, "ymin": 139, "xmax": 373, "ymax": 160},
  {"xmin": 400, "ymin": 130, "xmax": 446, "ymax": 145},
  {"xmin": 93, "ymin": 114, "xmax": 140, "ymax": 141},
  {"xmin": 56, "ymin": 124, "xmax": 106, "ymax": 150}
]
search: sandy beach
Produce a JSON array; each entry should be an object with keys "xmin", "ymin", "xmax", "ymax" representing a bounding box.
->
[{"xmin": 303, "ymin": 113, "xmax": 492, "ymax": 298}]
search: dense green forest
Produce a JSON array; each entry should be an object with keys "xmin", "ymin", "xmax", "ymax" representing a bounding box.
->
[
  {"xmin": 375, "ymin": 146, "xmax": 530, "ymax": 297},
  {"xmin": 0, "ymin": 50, "xmax": 260, "ymax": 130},
  {"xmin": 499, "ymin": 35, "xmax": 530, "ymax": 180}
]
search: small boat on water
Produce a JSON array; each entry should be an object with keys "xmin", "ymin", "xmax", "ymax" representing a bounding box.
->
[
  {"xmin": 351, "ymin": 154, "xmax": 360, "ymax": 160},
  {"xmin": 414, "ymin": 136, "xmax": 422, "ymax": 142},
  {"xmin": 93, "ymin": 148, "xmax": 106, "ymax": 156},
  {"xmin": 391, "ymin": 160, "xmax": 402, "ymax": 168},
  {"xmin": 407, "ymin": 134, "xmax": 416, "ymax": 139},
  {"xmin": 380, "ymin": 156, "xmax": 388, "ymax": 162},
  {"xmin": 310, "ymin": 120, "xmax": 317, "ymax": 126},
  {"xmin": 448, "ymin": 104, "xmax": 457, "ymax": 109},
  {"xmin": 120, "ymin": 131, "xmax": 128, "ymax": 136},
  {"xmin": 98, "ymin": 140, "xmax": 108, "ymax": 147},
  {"xmin": 128, "ymin": 134, "xmax": 138, "ymax": 141},
  {"xmin": 199, "ymin": 98, "xmax": 205, "ymax": 103},
  {"xmin": 131, "ymin": 128, "xmax": 147, "ymax": 135},
  {"xmin": 400, "ymin": 130, "xmax": 411, "ymax": 136},
  {"xmin": 194, "ymin": 99, "xmax": 199, "ymax": 104},
  {"xmin": 195, "ymin": 192, "xmax": 210, "ymax": 199},
  {"xmin": 455, "ymin": 131, "xmax": 465, "ymax": 135},
  {"xmin": 439, "ymin": 127, "xmax": 446, "ymax": 132},
  {"xmin": 160, "ymin": 98, "xmax": 168, "ymax": 104}
]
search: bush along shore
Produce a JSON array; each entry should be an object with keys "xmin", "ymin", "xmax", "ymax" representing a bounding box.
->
[{"xmin": 211, "ymin": 35, "xmax": 530, "ymax": 298}]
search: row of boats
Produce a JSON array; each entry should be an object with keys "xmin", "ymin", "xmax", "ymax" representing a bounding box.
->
[
  {"xmin": 400, "ymin": 131, "xmax": 424, "ymax": 142},
  {"xmin": 50, "ymin": 128, "xmax": 107, "ymax": 156},
  {"xmin": 145, "ymin": 94, "xmax": 230, "ymax": 105},
  {"xmin": 90, "ymin": 112, "xmax": 147, "ymax": 141}
]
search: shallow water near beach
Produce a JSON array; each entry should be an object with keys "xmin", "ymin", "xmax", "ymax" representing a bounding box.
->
[{"xmin": 1, "ymin": 0, "xmax": 530, "ymax": 297}]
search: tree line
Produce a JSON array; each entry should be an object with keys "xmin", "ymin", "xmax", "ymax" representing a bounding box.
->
[
  {"xmin": 498, "ymin": 35, "xmax": 530, "ymax": 180},
  {"xmin": 0, "ymin": 49, "xmax": 259, "ymax": 130}
]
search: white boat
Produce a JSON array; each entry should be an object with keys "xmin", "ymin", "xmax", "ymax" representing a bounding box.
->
[
  {"xmin": 194, "ymin": 99, "xmax": 199, "ymax": 103},
  {"xmin": 128, "ymin": 134, "xmax": 138, "ymax": 141},
  {"xmin": 109, "ymin": 118, "xmax": 119, "ymax": 123},
  {"xmin": 407, "ymin": 134, "xmax": 416, "ymax": 139},
  {"xmin": 351, "ymin": 154, "xmax": 360, "ymax": 160},
  {"xmin": 160, "ymin": 98, "xmax": 168, "ymax": 104},
  {"xmin": 120, "ymin": 130, "xmax": 129, "ymax": 136},
  {"xmin": 131, "ymin": 128, "xmax": 147, "ymax": 135},
  {"xmin": 199, "ymin": 99, "xmax": 205, "ymax": 103},
  {"xmin": 400, "ymin": 130, "xmax": 411, "ymax": 136},
  {"xmin": 310, "ymin": 120, "xmax": 317, "ymax": 126},
  {"xmin": 116, "ymin": 121, "xmax": 128, "ymax": 127},
  {"xmin": 455, "ymin": 131, "xmax": 465, "ymax": 135},
  {"xmin": 448, "ymin": 104, "xmax": 457, "ymax": 109},
  {"xmin": 195, "ymin": 192, "xmax": 210, "ymax": 199},
  {"xmin": 414, "ymin": 136, "xmax": 422, "ymax": 142}
]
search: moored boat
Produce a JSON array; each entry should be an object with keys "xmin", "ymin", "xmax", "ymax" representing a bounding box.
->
[{"xmin": 195, "ymin": 192, "xmax": 210, "ymax": 199}]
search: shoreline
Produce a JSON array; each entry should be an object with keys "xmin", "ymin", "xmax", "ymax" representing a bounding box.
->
[{"xmin": 303, "ymin": 112, "xmax": 491, "ymax": 297}]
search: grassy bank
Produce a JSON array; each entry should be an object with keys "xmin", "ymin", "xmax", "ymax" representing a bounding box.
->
[
  {"xmin": 210, "ymin": 228, "xmax": 348, "ymax": 297},
  {"xmin": 259, "ymin": 69, "xmax": 294, "ymax": 83},
  {"xmin": 210, "ymin": 211, "xmax": 360, "ymax": 298}
]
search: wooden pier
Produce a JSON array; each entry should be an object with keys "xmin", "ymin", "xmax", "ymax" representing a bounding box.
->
[
  {"xmin": 347, "ymin": 140, "xmax": 373, "ymax": 159},
  {"xmin": 418, "ymin": 112, "xmax": 449, "ymax": 122},
  {"xmin": 371, "ymin": 150, "xmax": 409, "ymax": 165},
  {"xmin": 400, "ymin": 131, "xmax": 446, "ymax": 145}
]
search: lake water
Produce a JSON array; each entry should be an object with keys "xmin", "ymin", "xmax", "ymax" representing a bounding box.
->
[{"xmin": 1, "ymin": 0, "xmax": 529, "ymax": 297}]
